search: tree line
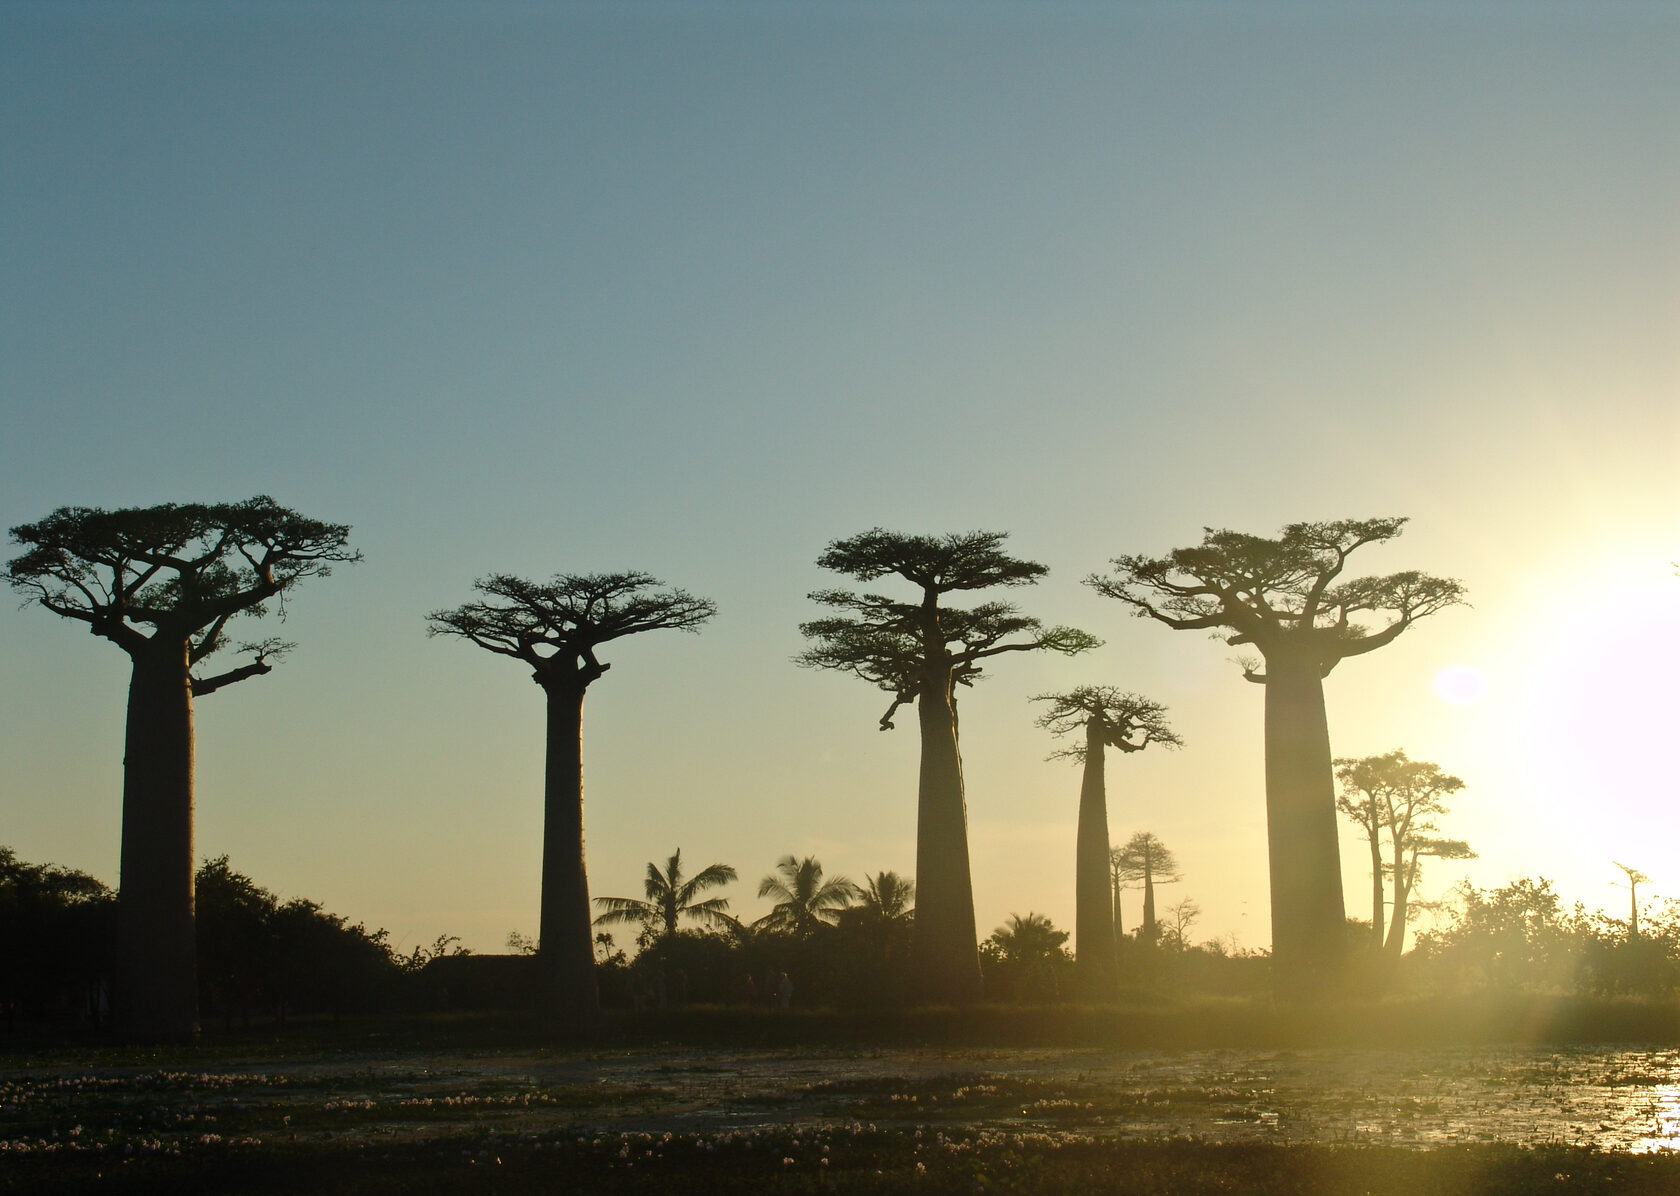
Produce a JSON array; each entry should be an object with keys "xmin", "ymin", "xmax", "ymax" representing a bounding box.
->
[
  {"xmin": 8, "ymin": 499, "xmax": 1468, "ymax": 1038},
  {"xmin": 9, "ymin": 839, "xmax": 1670, "ymax": 1031}
]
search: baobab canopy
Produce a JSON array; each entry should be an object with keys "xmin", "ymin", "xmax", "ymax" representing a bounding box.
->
[
  {"xmin": 1088, "ymin": 517, "xmax": 1465, "ymax": 987},
  {"xmin": 5, "ymin": 496, "xmax": 360, "ymax": 1041}
]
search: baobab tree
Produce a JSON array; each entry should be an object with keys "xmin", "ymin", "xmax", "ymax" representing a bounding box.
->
[
  {"xmin": 591, "ymin": 849, "xmax": 737, "ymax": 940},
  {"xmin": 1034, "ymin": 687, "xmax": 1180, "ymax": 998},
  {"xmin": 1334, "ymin": 750, "xmax": 1473, "ymax": 955},
  {"xmin": 1612, "ymin": 862, "xmax": 1650, "ymax": 942},
  {"xmin": 798, "ymin": 529, "xmax": 1097, "ymax": 1002},
  {"xmin": 428, "ymin": 572, "xmax": 715, "ymax": 1028},
  {"xmin": 5, "ymin": 498, "xmax": 358, "ymax": 1040},
  {"xmin": 1113, "ymin": 831, "xmax": 1183, "ymax": 944},
  {"xmin": 1089, "ymin": 518, "xmax": 1464, "ymax": 984}
]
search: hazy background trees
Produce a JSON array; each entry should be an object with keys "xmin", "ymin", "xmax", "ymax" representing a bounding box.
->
[
  {"xmin": 1334, "ymin": 750, "xmax": 1474, "ymax": 956},
  {"xmin": 1112, "ymin": 832, "xmax": 1183, "ymax": 946}
]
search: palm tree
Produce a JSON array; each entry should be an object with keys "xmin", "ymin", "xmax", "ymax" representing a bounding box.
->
[
  {"xmin": 592, "ymin": 850, "xmax": 737, "ymax": 938},
  {"xmin": 756, "ymin": 855, "xmax": 860, "ymax": 935},
  {"xmin": 985, "ymin": 912, "xmax": 1068, "ymax": 964},
  {"xmin": 857, "ymin": 871, "xmax": 916, "ymax": 924}
]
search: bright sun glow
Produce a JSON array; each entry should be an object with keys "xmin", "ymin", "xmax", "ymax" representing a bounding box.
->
[{"xmin": 1433, "ymin": 665, "xmax": 1487, "ymax": 705}]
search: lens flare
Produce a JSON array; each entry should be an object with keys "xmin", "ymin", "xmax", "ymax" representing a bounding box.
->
[{"xmin": 1434, "ymin": 664, "xmax": 1486, "ymax": 705}]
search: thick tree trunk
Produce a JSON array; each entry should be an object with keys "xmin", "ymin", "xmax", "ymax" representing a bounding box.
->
[
  {"xmin": 910, "ymin": 671, "xmax": 981, "ymax": 1003},
  {"xmin": 115, "ymin": 642, "xmax": 199, "ymax": 1041},
  {"xmin": 1369, "ymin": 835, "xmax": 1385, "ymax": 951},
  {"xmin": 1262, "ymin": 651, "xmax": 1347, "ymax": 987},
  {"xmin": 1142, "ymin": 859, "xmax": 1157, "ymax": 942},
  {"xmin": 1073, "ymin": 723, "xmax": 1117, "ymax": 999},
  {"xmin": 538, "ymin": 683, "xmax": 602, "ymax": 1029},
  {"xmin": 1386, "ymin": 851, "xmax": 1418, "ymax": 957}
]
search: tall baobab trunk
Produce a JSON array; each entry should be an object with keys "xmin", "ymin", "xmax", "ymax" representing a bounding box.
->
[
  {"xmin": 539, "ymin": 683, "xmax": 602, "ymax": 1028},
  {"xmin": 1262, "ymin": 651, "xmax": 1347, "ymax": 984},
  {"xmin": 1141, "ymin": 856, "xmax": 1157, "ymax": 941},
  {"xmin": 1386, "ymin": 849, "xmax": 1420, "ymax": 957},
  {"xmin": 116, "ymin": 640, "xmax": 199, "ymax": 1041},
  {"xmin": 910, "ymin": 669, "xmax": 981, "ymax": 1003},
  {"xmin": 1074, "ymin": 721, "xmax": 1117, "ymax": 998},
  {"xmin": 1368, "ymin": 833, "xmax": 1386, "ymax": 952}
]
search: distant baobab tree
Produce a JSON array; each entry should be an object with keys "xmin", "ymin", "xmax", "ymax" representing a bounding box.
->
[
  {"xmin": 1113, "ymin": 831, "xmax": 1183, "ymax": 944},
  {"xmin": 1612, "ymin": 862, "xmax": 1650, "ymax": 942},
  {"xmin": 1034, "ymin": 687, "xmax": 1180, "ymax": 998},
  {"xmin": 798, "ymin": 529, "xmax": 1098, "ymax": 1003},
  {"xmin": 1089, "ymin": 517, "xmax": 1465, "ymax": 985},
  {"xmin": 428, "ymin": 572, "xmax": 715, "ymax": 1028},
  {"xmin": 1335, "ymin": 750, "xmax": 1473, "ymax": 955},
  {"xmin": 5, "ymin": 498, "xmax": 358, "ymax": 1040},
  {"xmin": 591, "ymin": 849, "xmax": 738, "ymax": 940}
]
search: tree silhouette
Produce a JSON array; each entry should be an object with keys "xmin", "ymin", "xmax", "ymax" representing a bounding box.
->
[
  {"xmin": 1161, "ymin": 897, "xmax": 1203, "ymax": 951},
  {"xmin": 592, "ymin": 850, "xmax": 738, "ymax": 939},
  {"xmin": 980, "ymin": 912, "xmax": 1073, "ymax": 1001},
  {"xmin": 5, "ymin": 498, "xmax": 358, "ymax": 1039},
  {"xmin": 1089, "ymin": 518, "xmax": 1464, "ymax": 983},
  {"xmin": 798, "ymin": 529, "xmax": 1097, "ymax": 1002},
  {"xmin": 856, "ymin": 871, "xmax": 916, "ymax": 925},
  {"xmin": 1034, "ymin": 687, "xmax": 1179, "ymax": 998},
  {"xmin": 428, "ymin": 572, "xmax": 715, "ymax": 1028},
  {"xmin": 1113, "ymin": 831, "xmax": 1183, "ymax": 943},
  {"xmin": 1108, "ymin": 845, "xmax": 1127, "ymax": 940},
  {"xmin": 755, "ymin": 855, "xmax": 860, "ymax": 936},
  {"xmin": 1612, "ymin": 862, "xmax": 1650, "ymax": 943},
  {"xmin": 1334, "ymin": 750, "xmax": 1473, "ymax": 955}
]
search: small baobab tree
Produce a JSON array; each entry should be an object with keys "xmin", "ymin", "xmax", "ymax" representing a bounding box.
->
[
  {"xmin": 1335, "ymin": 750, "xmax": 1473, "ymax": 955},
  {"xmin": 798, "ymin": 529, "xmax": 1097, "ymax": 1003},
  {"xmin": 1162, "ymin": 898, "xmax": 1203, "ymax": 952},
  {"xmin": 1612, "ymin": 862, "xmax": 1650, "ymax": 942},
  {"xmin": 592, "ymin": 849, "xmax": 738, "ymax": 941},
  {"xmin": 428, "ymin": 572, "xmax": 715, "ymax": 1028},
  {"xmin": 1113, "ymin": 831, "xmax": 1183, "ymax": 944},
  {"xmin": 5, "ymin": 497, "xmax": 358, "ymax": 1040},
  {"xmin": 1088, "ymin": 518, "xmax": 1464, "ymax": 984},
  {"xmin": 1033, "ymin": 687, "xmax": 1179, "ymax": 999}
]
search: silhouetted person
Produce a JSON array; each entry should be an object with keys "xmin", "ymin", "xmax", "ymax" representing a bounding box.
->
[{"xmin": 777, "ymin": 972, "xmax": 793, "ymax": 1010}]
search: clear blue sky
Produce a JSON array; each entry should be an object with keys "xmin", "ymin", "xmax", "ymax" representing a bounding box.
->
[{"xmin": 4, "ymin": 1, "xmax": 1677, "ymax": 956}]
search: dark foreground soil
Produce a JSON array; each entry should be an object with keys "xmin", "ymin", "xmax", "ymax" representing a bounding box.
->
[{"xmin": 7, "ymin": 1136, "xmax": 1680, "ymax": 1195}]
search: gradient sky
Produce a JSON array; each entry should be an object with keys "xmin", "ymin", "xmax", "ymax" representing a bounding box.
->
[{"xmin": 3, "ymin": 1, "xmax": 1677, "ymax": 959}]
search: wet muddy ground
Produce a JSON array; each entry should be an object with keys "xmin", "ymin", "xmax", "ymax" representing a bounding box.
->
[{"xmin": 8, "ymin": 1043, "xmax": 1680, "ymax": 1155}]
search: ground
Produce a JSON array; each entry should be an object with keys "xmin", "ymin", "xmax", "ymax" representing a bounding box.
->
[{"xmin": 7, "ymin": 1015, "xmax": 1680, "ymax": 1191}]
